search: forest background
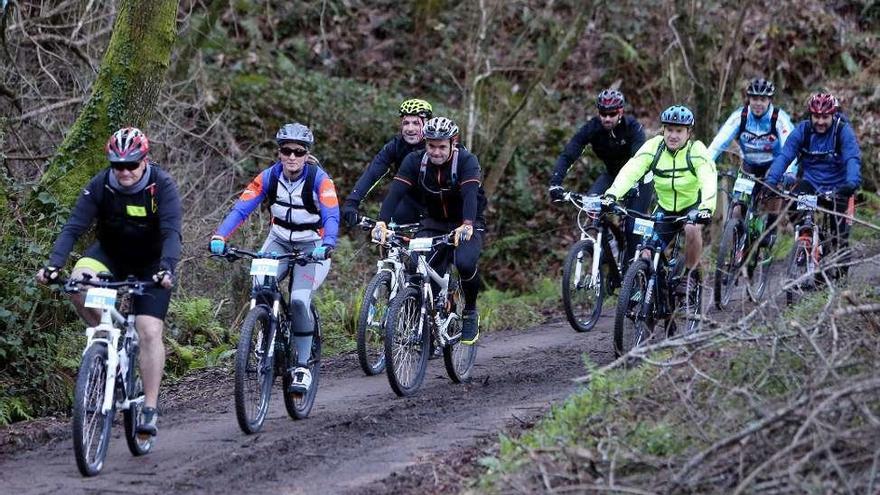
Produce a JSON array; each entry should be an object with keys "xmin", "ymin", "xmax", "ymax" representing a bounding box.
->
[{"xmin": 0, "ymin": 0, "xmax": 877, "ymax": 423}]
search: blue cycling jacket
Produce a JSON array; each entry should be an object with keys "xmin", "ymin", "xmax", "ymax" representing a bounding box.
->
[
  {"xmin": 766, "ymin": 116, "xmax": 861, "ymax": 191},
  {"xmin": 707, "ymin": 104, "xmax": 794, "ymax": 167}
]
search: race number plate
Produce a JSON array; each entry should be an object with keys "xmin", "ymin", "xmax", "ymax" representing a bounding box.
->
[
  {"xmin": 733, "ymin": 177, "xmax": 756, "ymax": 195},
  {"xmin": 250, "ymin": 258, "xmax": 280, "ymax": 277},
  {"xmin": 796, "ymin": 194, "xmax": 818, "ymax": 211},
  {"xmin": 408, "ymin": 237, "xmax": 434, "ymax": 252},
  {"xmin": 583, "ymin": 195, "xmax": 602, "ymax": 213},
  {"xmin": 632, "ymin": 218, "xmax": 655, "ymax": 238},
  {"xmin": 84, "ymin": 288, "xmax": 117, "ymax": 310}
]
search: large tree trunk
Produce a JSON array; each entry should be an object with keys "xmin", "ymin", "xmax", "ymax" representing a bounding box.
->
[{"xmin": 37, "ymin": 0, "xmax": 179, "ymax": 207}]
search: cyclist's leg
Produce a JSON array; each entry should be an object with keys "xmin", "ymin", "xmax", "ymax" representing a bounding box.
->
[
  {"xmin": 132, "ymin": 267, "xmax": 172, "ymax": 411},
  {"xmin": 453, "ymin": 230, "xmax": 483, "ymax": 343},
  {"xmin": 70, "ymin": 243, "xmax": 117, "ymax": 326},
  {"xmin": 391, "ymin": 192, "xmax": 425, "ymax": 225},
  {"xmin": 258, "ymin": 235, "xmax": 292, "ymax": 288},
  {"xmin": 289, "ymin": 240, "xmax": 331, "ymax": 368},
  {"xmin": 586, "ymin": 173, "xmax": 613, "ymax": 195},
  {"xmin": 745, "ymin": 162, "xmax": 778, "ymax": 244}
]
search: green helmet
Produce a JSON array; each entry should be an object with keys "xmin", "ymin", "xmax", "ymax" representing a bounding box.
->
[{"xmin": 399, "ymin": 99, "xmax": 433, "ymax": 119}]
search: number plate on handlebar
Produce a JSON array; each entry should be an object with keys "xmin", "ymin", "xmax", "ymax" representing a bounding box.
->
[
  {"xmin": 632, "ymin": 218, "xmax": 655, "ymax": 238},
  {"xmin": 250, "ymin": 258, "xmax": 280, "ymax": 276},
  {"xmin": 84, "ymin": 288, "xmax": 117, "ymax": 310},
  {"xmin": 796, "ymin": 194, "xmax": 818, "ymax": 211},
  {"xmin": 733, "ymin": 177, "xmax": 756, "ymax": 195},
  {"xmin": 408, "ymin": 237, "xmax": 434, "ymax": 252},
  {"xmin": 582, "ymin": 195, "xmax": 602, "ymax": 213}
]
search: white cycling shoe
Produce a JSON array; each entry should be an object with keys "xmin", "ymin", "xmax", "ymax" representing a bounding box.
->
[{"xmin": 288, "ymin": 367, "xmax": 312, "ymax": 394}]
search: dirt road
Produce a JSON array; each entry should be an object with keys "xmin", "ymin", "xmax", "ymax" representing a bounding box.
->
[{"xmin": 0, "ymin": 316, "xmax": 616, "ymax": 494}]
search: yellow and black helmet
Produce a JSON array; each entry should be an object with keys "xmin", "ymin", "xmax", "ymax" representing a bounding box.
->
[{"xmin": 399, "ymin": 99, "xmax": 433, "ymax": 119}]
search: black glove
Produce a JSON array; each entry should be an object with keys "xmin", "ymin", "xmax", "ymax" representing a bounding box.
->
[
  {"xmin": 600, "ymin": 194, "xmax": 617, "ymax": 208},
  {"xmin": 549, "ymin": 185, "xmax": 565, "ymax": 202},
  {"xmin": 341, "ymin": 203, "xmax": 360, "ymax": 227},
  {"xmin": 836, "ymin": 183, "xmax": 857, "ymax": 198},
  {"xmin": 687, "ymin": 209, "xmax": 712, "ymax": 225},
  {"xmin": 153, "ymin": 270, "xmax": 174, "ymax": 288},
  {"xmin": 42, "ymin": 265, "xmax": 62, "ymax": 284}
]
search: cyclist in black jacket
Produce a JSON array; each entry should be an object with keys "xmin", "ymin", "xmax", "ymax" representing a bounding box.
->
[
  {"xmin": 37, "ymin": 127, "xmax": 182, "ymax": 438},
  {"xmin": 372, "ymin": 117, "xmax": 486, "ymax": 345},
  {"xmin": 341, "ymin": 99, "xmax": 433, "ymax": 227},
  {"xmin": 549, "ymin": 89, "xmax": 652, "ymax": 265}
]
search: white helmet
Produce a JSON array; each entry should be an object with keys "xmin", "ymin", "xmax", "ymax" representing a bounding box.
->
[{"xmin": 422, "ymin": 117, "xmax": 459, "ymax": 141}]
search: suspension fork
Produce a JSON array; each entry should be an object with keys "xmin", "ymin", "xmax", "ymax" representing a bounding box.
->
[{"xmin": 637, "ymin": 251, "xmax": 660, "ymax": 321}]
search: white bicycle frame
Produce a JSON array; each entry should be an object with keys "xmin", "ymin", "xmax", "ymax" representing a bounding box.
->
[
  {"xmin": 567, "ymin": 192, "xmax": 604, "ymax": 292},
  {"xmin": 407, "ymin": 240, "xmax": 458, "ymax": 346},
  {"xmin": 82, "ymin": 291, "xmax": 140, "ymax": 415}
]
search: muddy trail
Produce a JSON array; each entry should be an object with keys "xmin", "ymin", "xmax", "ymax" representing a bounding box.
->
[{"xmin": 0, "ymin": 314, "xmax": 618, "ymax": 494}]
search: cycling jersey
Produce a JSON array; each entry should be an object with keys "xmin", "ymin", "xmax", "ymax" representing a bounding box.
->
[
  {"xmin": 380, "ymin": 147, "xmax": 487, "ymax": 226},
  {"xmin": 606, "ymin": 135, "xmax": 717, "ymax": 213},
  {"xmin": 707, "ymin": 104, "xmax": 794, "ymax": 167},
  {"xmin": 215, "ymin": 161, "xmax": 340, "ymax": 247},
  {"xmin": 766, "ymin": 115, "xmax": 861, "ymax": 191},
  {"xmin": 550, "ymin": 114, "xmax": 646, "ymax": 186},
  {"xmin": 345, "ymin": 135, "xmax": 425, "ymax": 206},
  {"xmin": 48, "ymin": 163, "xmax": 183, "ymax": 272}
]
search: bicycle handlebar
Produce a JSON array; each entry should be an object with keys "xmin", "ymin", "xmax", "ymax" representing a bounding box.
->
[
  {"xmin": 61, "ymin": 275, "xmax": 158, "ymax": 295},
  {"xmin": 213, "ymin": 246, "xmax": 321, "ymax": 265}
]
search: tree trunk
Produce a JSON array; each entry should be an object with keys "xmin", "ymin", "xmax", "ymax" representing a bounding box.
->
[{"xmin": 37, "ymin": 0, "xmax": 180, "ymax": 208}]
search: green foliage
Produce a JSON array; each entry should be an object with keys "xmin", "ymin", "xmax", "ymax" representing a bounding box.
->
[{"xmin": 0, "ymin": 394, "xmax": 32, "ymax": 426}]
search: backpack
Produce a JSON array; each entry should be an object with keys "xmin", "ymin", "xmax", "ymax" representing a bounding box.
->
[
  {"xmin": 418, "ymin": 148, "xmax": 460, "ymax": 189},
  {"xmin": 264, "ymin": 162, "xmax": 319, "ymax": 215},
  {"xmin": 738, "ymin": 105, "xmax": 780, "ymax": 140},
  {"xmin": 798, "ymin": 114, "xmax": 847, "ymax": 161},
  {"xmin": 648, "ymin": 140, "xmax": 696, "ymax": 179}
]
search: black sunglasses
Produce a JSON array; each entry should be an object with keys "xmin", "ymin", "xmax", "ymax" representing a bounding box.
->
[
  {"xmin": 110, "ymin": 161, "xmax": 140, "ymax": 171},
  {"xmin": 599, "ymin": 111, "xmax": 620, "ymax": 117},
  {"xmin": 279, "ymin": 147, "xmax": 308, "ymax": 157}
]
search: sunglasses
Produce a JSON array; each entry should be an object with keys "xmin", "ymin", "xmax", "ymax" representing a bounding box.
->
[
  {"xmin": 279, "ymin": 147, "xmax": 308, "ymax": 157},
  {"xmin": 110, "ymin": 161, "xmax": 140, "ymax": 171},
  {"xmin": 599, "ymin": 111, "xmax": 620, "ymax": 117}
]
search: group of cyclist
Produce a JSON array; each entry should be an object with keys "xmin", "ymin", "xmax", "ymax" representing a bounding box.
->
[{"xmin": 36, "ymin": 78, "xmax": 863, "ymax": 439}]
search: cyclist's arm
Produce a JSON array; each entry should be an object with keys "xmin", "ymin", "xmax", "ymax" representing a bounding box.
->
[
  {"xmin": 315, "ymin": 171, "xmax": 340, "ymax": 247},
  {"xmin": 766, "ymin": 123, "xmax": 805, "ymax": 186},
  {"xmin": 344, "ymin": 138, "xmax": 398, "ymax": 208},
  {"xmin": 839, "ymin": 124, "xmax": 862, "ymax": 188},
  {"xmin": 605, "ymin": 139, "xmax": 656, "ymax": 198},
  {"xmin": 691, "ymin": 141, "xmax": 719, "ymax": 213},
  {"xmin": 550, "ymin": 122, "xmax": 594, "ymax": 186},
  {"xmin": 47, "ymin": 174, "xmax": 102, "ymax": 267},
  {"xmin": 156, "ymin": 171, "xmax": 183, "ymax": 273},
  {"xmin": 378, "ymin": 154, "xmax": 418, "ymax": 222},
  {"xmin": 459, "ymin": 154, "xmax": 482, "ymax": 224},
  {"xmin": 775, "ymin": 108, "xmax": 798, "ymax": 171},
  {"xmin": 706, "ymin": 109, "xmax": 741, "ymax": 162},
  {"xmin": 214, "ymin": 167, "xmax": 271, "ymax": 240}
]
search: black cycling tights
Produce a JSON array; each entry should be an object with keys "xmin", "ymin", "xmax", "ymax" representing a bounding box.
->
[{"xmin": 420, "ymin": 228, "xmax": 483, "ymax": 311}]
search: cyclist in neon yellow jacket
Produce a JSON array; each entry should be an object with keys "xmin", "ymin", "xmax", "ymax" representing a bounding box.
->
[{"xmin": 602, "ymin": 105, "xmax": 717, "ymax": 274}]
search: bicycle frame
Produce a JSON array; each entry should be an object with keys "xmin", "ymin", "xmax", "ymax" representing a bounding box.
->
[
  {"xmin": 565, "ymin": 192, "xmax": 624, "ymax": 291},
  {"xmin": 402, "ymin": 236, "xmax": 459, "ymax": 347},
  {"xmin": 626, "ymin": 210, "xmax": 688, "ymax": 320}
]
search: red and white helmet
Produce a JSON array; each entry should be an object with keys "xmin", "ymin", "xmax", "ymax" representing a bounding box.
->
[
  {"xmin": 106, "ymin": 127, "xmax": 149, "ymax": 163},
  {"xmin": 807, "ymin": 93, "xmax": 838, "ymax": 115}
]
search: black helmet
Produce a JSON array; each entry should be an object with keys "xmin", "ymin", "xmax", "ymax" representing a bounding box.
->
[{"xmin": 746, "ymin": 78, "xmax": 775, "ymax": 97}]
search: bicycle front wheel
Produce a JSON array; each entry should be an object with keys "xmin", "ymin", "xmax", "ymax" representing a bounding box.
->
[
  {"xmin": 234, "ymin": 305, "xmax": 275, "ymax": 434},
  {"xmin": 284, "ymin": 305, "xmax": 322, "ymax": 420},
  {"xmin": 443, "ymin": 271, "xmax": 476, "ymax": 383},
  {"xmin": 714, "ymin": 220, "xmax": 744, "ymax": 310},
  {"xmin": 785, "ymin": 240, "xmax": 811, "ymax": 306},
  {"xmin": 562, "ymin": 239, "xmax": 604, "ymax": 332},
  {"xmin": 123, "ymin": 364, "xmax": 153, "ymax": 457},
  {"xmin": 746, "ymin": 240, "xmax": 774, "ymax": 302},
  {"xmin": 384, "ymin": 287, "xmax": 430, "ymax": 397},
  {"xmin": 72, "ymin": 343, "xmax": 114, "ymax": 477},
  {"xmin": 681, "ymin": 269, "xmax": 703, "ymax": 335},
  {"xmin": 614, "ymin": 259, "xmax": 654, "ymax": 357},
  {"xmin": 356, "ymin": 271, "xmax": 393, "ymax": 376}
]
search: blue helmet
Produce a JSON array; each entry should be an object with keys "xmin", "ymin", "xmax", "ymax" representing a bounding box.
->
[
  {"xmin": 660, "ymin": 105, "xmax": 695, "ymax": 127},
  {"xmin": 276, "ymin": 122, "xmax": 314, "ymax": 148}
]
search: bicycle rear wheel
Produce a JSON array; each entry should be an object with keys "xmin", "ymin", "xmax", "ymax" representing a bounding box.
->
[
  {"xmin": 714, "ymin": 220, "xmax": 744, "ymax": 310},
  {"xmin": 746, "ymin": 241, "xmax": 774, "ymax": 302},
  {"xmin": 356, "ymin": 271, "xmax": 393, "ymax": 376},
  {"xmin": 384, "ymin": 287, "xmax": 430, "ymax": 396},
  {"xmin": 284, "ymin": 305, "xmax": 322, "ymax": 419},
  {"xmin": 614, "ymin": 259, "xmax": 654, "ymax": 357},
  {"xmin": 234, "ymin": 305, "xmax": 274, "ymax": 434},
  {"xmin": 72, "ymin": 343, "xmax": 114, "ymax": 477},
  {"xmin": 123, "ymin": 361, "xmax": 153, "ymax": 456},
  {"xmin": 561, "ymin": 239, "xmax": 604, "ymax": 332},
  {"xmin": 443, "ymin": 271, "xmax": 476, "ymax": 383}
]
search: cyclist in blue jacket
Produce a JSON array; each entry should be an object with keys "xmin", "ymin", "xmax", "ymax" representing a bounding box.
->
[
  {"xmin": 707, "ymin": 78, "xmax": 795, "ymax": 246},
  {"xmin": 210, "ymin": 122, "xmax": 340, "ymax": 394},
  {"xmin": 766, "ymin": 93, "xmax": 862, "ymax": 277}
]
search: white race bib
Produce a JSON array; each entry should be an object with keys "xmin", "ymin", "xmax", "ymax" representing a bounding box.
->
[
  {"xmin": 408, "ymin": 237, "xmax": 434, "ymax": 252},
  {"xmin": 250, "ymin": 258, "xmax": 280, "ymax": 277},
  {"xmin": 583, "ymin": 195, "xmax": 602, "ymax": 213},
  {"xmin": 84, "ymin": 288, "xmax": 117, "ymax": 310},
  {"xmin": 733, "ymin": 177, "xmax": 756, "ymax": 195},
  {"xmin": 796, "ymin": 194, "xmax": 818, "ymax": 211},
  {"xmin": 632, "ymin": 218, "xmax": 655, "ymax": 238}
]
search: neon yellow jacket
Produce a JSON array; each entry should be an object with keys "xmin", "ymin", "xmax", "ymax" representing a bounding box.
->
[{"xmin": 606, "ymin": 135, "xmax": 717, "ymax": 213}]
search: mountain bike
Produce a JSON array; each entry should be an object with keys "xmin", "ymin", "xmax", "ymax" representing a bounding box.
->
[
  {"xmin": 382, "ymin": 231, "xmax": 476, "ymax": 397},
  {"xmin": 62, "ymin": 274, "xmax": 157, "ymax": 477},
  {"xmin": 714, "ymin": 170, "xmax": 775, "ymax": 309},
  {"xmin": 217, "ymin": 247, "xmax": 323, "ymax": 433},
  {"xmin": 559, "ymin": 191, "xmax": 627, "ymax": 332},
  {"xmin": 354, "ymin": 217, "xmax": 420, "ymax": 376},
  {"xmin": 613, "ymin": 207, "xmax": 704, "ymax": 357},
  {"xmin": 782, "ymin": 191, "xmax": 845, "ymax": 305}
]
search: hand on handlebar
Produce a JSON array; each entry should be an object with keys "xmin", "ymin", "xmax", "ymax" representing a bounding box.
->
[
  {"xmin": 687, "ymin": 208, "xmax": 712, "ymax": 225},
  {"xmin": 152, "ymin": 270, "xmax": 174, "ymax": 289},
  {"xmin": 599, "ymin": 194, "xmax": 617, "ymax": 210},
  {"xmin": 36, "ymin": 265, "xmax": 62, "ymax": 285},
  {"xmin": 453, "ymin": 223, "xmax": 474, "ymax": 246},
  {"xmin": 549, "ymin": 185, "xmax": 565, "ymax": 203},
  {"xmin": 371, "ymin": 221, "xmax": 390, "ymax": 243},
  {"xmin": 209, "ymin": 235, "xmax": 227, "ymax": 255}
]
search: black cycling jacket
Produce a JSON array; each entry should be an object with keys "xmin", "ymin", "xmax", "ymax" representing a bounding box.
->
[
  {"xmin": 344, "ymin": 135, "xmax": 425, "ymax": 209},
  {"xmin": 550, "ymin": 114, "xmax": 646, "ymax": 186},
  {"xmin": 48, "ymin": 164, "xmax": 183, "ymax": 273}
]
